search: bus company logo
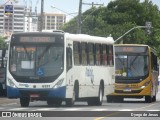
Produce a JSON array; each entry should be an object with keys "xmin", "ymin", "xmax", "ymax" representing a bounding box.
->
[{"xmin": 19, "ymin": 84, "xmax": 29, "ymax": 88}]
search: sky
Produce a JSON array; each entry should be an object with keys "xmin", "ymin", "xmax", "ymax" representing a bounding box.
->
[{"xmin": 1, "ymin": 0, "xmax": 160, "ymax": 20}]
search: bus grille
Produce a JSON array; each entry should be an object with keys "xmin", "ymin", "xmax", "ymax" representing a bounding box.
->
[{"xmin": 115, "ymin": 90, "xmax": 142, "ymax": 94}]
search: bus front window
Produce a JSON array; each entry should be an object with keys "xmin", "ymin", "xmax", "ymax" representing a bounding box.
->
[
  {"xmin": 115, "ymin": 55, "xmax": 149, "ymax": 77},
  {"xmin": 9, "ymin": 45, "xmax": 64, "ymax": 79}
]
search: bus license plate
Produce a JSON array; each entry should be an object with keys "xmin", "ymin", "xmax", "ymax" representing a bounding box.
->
[
  {"xmin": 30, "ymin": 94, "xmax": 39, "ymax": 97},
  {"xmin": 123, "ymin": 88, "xmax": 131, "ymax": 92}
]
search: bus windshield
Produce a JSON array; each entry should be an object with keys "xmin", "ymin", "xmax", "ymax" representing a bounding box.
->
[
  {"xmin": 9, "ymin": 34, "xmax": 64, "ymax": 83},
  {"xmin": 115, "ymin": 55, "xmax": 149, "ymax": 78}
]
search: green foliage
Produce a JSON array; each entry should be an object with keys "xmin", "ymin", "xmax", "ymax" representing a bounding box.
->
[
  {"xmin": 62, "ymin": 0, "xmax": 160, "ymax": 58},
  {"xmin": 0, "ymin": 36, "xmax": 7, "ymax": 49}
]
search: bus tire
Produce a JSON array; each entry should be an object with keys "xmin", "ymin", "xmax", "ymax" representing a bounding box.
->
[
  {"xmin": 74, "ymin": 81, "xmax": 79, "ymax": 100},
  {"xmin": 20, "ymin": 97, "xmax": 30, "ymax": 107},
  {"xmin": 87, "ymin": 83, "xmax": 104, "ymax": 106},
  {"xmin": 145, "ymin": 96, "xmax": 152, "ymax": 103},
  {"xmin": 152, "ymin": 95, "xmax": 156, "ymax": 102},
  {"xmin": 96, "ymin": 83, "xmax": 104, "ymax": 105}
]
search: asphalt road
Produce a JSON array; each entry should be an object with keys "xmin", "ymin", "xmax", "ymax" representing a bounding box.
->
[{"xmin": 0, "ymin": 90, "xmax": 160, "ymax": 120}]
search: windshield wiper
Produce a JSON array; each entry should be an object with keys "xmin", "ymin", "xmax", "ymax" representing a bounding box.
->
[
  {"xmin": 38, "ymin": 45, "xmax": 51, "ymax": 61},
  {"xmin": 23, "ymin": 45, "xmax": 31, "ymax": 61}
]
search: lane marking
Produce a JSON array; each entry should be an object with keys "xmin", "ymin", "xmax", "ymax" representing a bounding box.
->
[
  {"xmin": 119, "ymin": 109, "xmax": 132, "ymax": 111},
  {"xmin": 94, "ymin": 102, "xmax": 159, "ymax": 120},
  {"xmin": 147, "ymin": 110, "xmax": 160, "ymax": 111},
  {"xmin": 133, "ymin": 103, "xmax": 157, "ymax": 110},
  {"xmin": 35, "ymin": 108, "xmax": 57, "ymax": 111},
  {"xmin": 1, "ymin": 103, "xmax": 17, "ymax": 106},
  {"xmin": 91, "ymin": 109, "xmax": 108, "ymax": 111},
  {"xmin": 63, "ymin": 108, "xmax": 82, "ymax": 111},
  {"xmin": 8, "ymin": 108, "xmax": 28, "ymax": 111}
]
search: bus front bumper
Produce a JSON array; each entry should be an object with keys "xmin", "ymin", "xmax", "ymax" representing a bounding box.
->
[{"xmin": 6, "ymin": 86, "xmax": 66, "ymax": 99}]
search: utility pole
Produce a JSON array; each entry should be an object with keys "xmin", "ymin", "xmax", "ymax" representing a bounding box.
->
[
  {"xmin": 40, "ymin": 0, "xmax": 44, "ymax": 32},
  {"xmin": 77, "ymin": 0, "xmax": 103, "ymax": 34},
  {"xmin": 77, "ymin": 0, "xmax": 82, "ymax": 34},
  {"xmin": 83, "ymin": 2, "xmax": 104, "ymax": 8}
]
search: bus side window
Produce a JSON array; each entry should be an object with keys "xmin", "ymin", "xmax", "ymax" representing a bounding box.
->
[
  {"xmin": 81, "ymin": 42, "xmax": 88, "ymax": 65},
  {"xmin": 109, "ymin": 45, "xmax": 114, "ymax": 66},
  {"xmin": 88, "ymin": 43, "xmax": 94, "ymax": 65},
  {"xmin": 102, "ymin": 45, "xmax": 107, "ymax": 65},
  {"xmin": 66, "ymin": 47, "xmax": 72, "ymax": 71},
  {"xmin": 106, "ymin": 45, "xmax": 109, "ymax": 65},
  {"xmin": 73, "ymin": 42, "xmax": 81, "ymax": 65},
  {"xmin": 95, "ymin": 44, "xmax": 101, "ymax": 65}
]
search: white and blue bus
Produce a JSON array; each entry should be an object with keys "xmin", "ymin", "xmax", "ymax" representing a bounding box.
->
[{"xmin": 6, "ymin": 31, "xmax": 115, "ymax": 107}]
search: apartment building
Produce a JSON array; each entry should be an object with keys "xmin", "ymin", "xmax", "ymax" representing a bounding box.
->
[
  {"xmin": 0, "ymin": 4, "xmax": 25, "ymax": 37},
  {"xmin": 37, "ymin": 13, "xmax": 66, "ymax": 31}
]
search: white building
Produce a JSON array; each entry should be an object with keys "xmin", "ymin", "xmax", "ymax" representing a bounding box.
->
[
  {"xmin": 37, "ymin": 13, "xmax": 66, "ymax": 31},
  {"xmin": 24, "ymin": 16, "xmax": 37, "ymax": 32},
  {"xmin": 0, "ymin": 1, "xmax": 37, "ymax": 37},
  {"xmin": 0, "ymin": 3, "xmax": 25, "ymax": 37}
]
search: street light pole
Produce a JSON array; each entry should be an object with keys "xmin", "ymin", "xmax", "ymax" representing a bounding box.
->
[
  {"xmin": 40, "ymin": 0, "xmax": 44, "ymax": 32},
  {"xmin": 77, "ymin": 0, "xmax": 82, "ymax": 34},
  {"xmin": 114, "ymin": 23, "xmax": 153, "ymax": 43}
]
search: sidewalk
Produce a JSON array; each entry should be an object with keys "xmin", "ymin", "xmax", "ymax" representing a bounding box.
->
[{"xmin": 0, "ymin": 97, "xmax": 18, "ymax": 105}]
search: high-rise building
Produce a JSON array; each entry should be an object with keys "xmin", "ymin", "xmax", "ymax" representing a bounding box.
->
[
  {"xmin": 37, "ymin": 13, "xmax": 66, "ymax": 31},
  {"xmin": 0, "ymin": 3, "xmax": 25, "ymax": 37}
]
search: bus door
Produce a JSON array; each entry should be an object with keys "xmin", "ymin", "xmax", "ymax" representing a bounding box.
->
[{"xmin": 151, "ymin": 52, "xmax": 158, "ymax": 94}]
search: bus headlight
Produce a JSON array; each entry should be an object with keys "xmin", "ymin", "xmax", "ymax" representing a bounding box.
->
[
  {"xmin": 141, "ymin": 81, "xmax": 150, "ymax": 89},
  {"xmin": 8, "ymin": 78, "xmax": 17, "ymax": 88},
  {"xmin": 53, "ymin": 78, "xmax": 64, "ymax": 89}
]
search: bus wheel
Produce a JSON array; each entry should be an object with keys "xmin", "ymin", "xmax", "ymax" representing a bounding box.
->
[
  {"xmin": 87, "ymin": 83, "xmax": 103, "ymax": 106},
  {"xmin": 66, "ymin": 89, "xmax": 75, "ymax": 107},
  {"xmin": 96, "ymin": 84, "xmax": 104, "ymax": 105},
  {"xmin": 152, "ymin": 95, "xmax": 156, "ymax": 102},
  {"xmin": 20, "ymin": 97, "xmax": 30, "ymax": 107},
  {"xmin": 145, "ymin": 96, "xmax": 152, "ymax": 103}
]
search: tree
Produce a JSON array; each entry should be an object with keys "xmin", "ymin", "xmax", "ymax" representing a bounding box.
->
[
  {"xmin": 0, "ymin": 36, "xmax": 8, "ymax": 49},
  {"xmin": 62, "ymin": 0, "xmax": 160, "ymax": 57}
]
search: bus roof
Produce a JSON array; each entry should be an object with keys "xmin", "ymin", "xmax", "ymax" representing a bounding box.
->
[
  {"xmin": 11, "ymin": 32, "xmax": 114, "ymax": 44},
  {"xmin": 65, "ymin": 33, "xmax": 114, "ymax": 44},
  {"xmin": 114, "ymin": 44, "xmax": 157, "ymax": 54},
  {"xmin": 114, "ymin": 44, "xmax": 149, "ymax": 47}
]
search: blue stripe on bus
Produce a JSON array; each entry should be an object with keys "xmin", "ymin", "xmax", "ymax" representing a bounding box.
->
[{"xmin": 6, "ymin": 86, "xmax": 66, "ymax": 98}]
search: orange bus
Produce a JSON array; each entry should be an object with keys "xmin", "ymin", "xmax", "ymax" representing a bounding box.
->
[{"xmin": 107, "ymin": 44, "xmax": 158, "ymax": 103}]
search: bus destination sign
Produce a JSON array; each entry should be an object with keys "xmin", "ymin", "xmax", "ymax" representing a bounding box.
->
[{"xmin": 20, "ymin": 37, "xmax": 55, "ymax": 43}]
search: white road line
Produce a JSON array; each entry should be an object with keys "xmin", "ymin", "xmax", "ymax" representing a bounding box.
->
[
  {"xmin": 90, "ymin": 108, "xmax": 108, "ymax": 111},
  {"xmin": 63, "ymin": 108, "xmax": 82, "ymax": 111},
  {"xmin": 1, "ymin": 103, "xmax": 17, "ymax": 106},
  {"xmin": 35, "ymin": 108, "xmax": 57, "ymax": 111},
  {"xmin": 147, "ymin": 110, "xmax": 160, "ymax": 111},
  {"xmin": 8, "ymin": 108, "xmax": 28, "ymax": 111},
  {"xmin": 119, "ymin": 109, "xmax": 133, "ymax": 111}
]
